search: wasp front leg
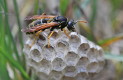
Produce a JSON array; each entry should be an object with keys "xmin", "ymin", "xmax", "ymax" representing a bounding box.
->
[{"xmin": 63, "ymin": 28, "xmax": 70, "ymax": 38}]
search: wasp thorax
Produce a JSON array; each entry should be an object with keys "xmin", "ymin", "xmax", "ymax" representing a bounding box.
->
[{"xmin": 54, "ymin": 16, "xmax": 67, "ymax": 22}]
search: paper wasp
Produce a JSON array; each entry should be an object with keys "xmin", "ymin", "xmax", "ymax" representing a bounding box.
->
[{"xmin": 22, "ymin": 13, "xmax": 87, "ymax": 47}]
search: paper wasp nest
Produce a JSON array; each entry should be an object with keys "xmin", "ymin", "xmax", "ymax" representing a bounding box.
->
[{"xmin": 23, "ymin": 30, "xmax": 105, "ymax": 80}]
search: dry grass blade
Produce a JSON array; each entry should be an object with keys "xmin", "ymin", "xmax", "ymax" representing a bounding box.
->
[{"xmin": 98, "ymin": 33, "xmax": 123, "ymax": 47}]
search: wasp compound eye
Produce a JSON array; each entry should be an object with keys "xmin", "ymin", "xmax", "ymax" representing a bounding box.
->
[
  {"xmin": 68, "ymin": 20, "xmax": 75, "ymax": 26},
  {"xmin": 67, "ymin": 20, "xmax": 76, "ymax": 31}
]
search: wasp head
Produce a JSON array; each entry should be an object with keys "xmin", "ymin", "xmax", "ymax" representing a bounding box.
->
[
  {"xmin": 67, "ymin": 19, "xmax": 87, "ymax": 31},
  {"xmin": 67, "ymin": 20, "xmax": 76, "ymax": 31}
]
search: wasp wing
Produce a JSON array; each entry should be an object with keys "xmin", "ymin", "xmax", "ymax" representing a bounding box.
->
[
  {"xmin": 25, "ymin": 14, "xmax": 56, "ymax": 20},
  {"xmin": 22, "ymin": 22, "xmax": 59, "ymax": 33}
]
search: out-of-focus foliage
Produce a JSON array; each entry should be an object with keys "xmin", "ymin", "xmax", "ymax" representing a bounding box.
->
[
  {"xmin": 60, "ymin": 0, "xmax": 70, "ymax": 15},
  {"xmin": 0, "ymin": 0, "xmax": 29, "ymax": 79},
  {"xmin": 105, "ymin": 53, "xmax": 123, "ymax": 62},
  {"xmin": 110, "ymin": 0, "xmax": 123, "ymax": 12},
  {"xmin": 98, "ymin": 33, "xmax": 123, "ymax": 47}
]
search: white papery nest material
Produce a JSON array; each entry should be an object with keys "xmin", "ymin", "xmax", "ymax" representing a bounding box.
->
[{"xmin": 23, "ymin": 29, "xmax": 105, "ymax": 80}]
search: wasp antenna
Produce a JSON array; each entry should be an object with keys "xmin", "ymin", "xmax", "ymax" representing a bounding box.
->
[{"xmin": 76, "ymin": 20, "xmax": 87, "ymax": 23}]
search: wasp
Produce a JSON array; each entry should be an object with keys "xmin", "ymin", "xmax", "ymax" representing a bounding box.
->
[{"xmin": 22, "ymin": 13, "xmax": 87, "ymax": 47}]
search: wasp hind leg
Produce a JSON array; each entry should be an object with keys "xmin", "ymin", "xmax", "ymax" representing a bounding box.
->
[
  {"xmin": 47, "ymin": 31, "xmax": 54, "ymax": 48},
  {"xmin": 30, "ymin": 30, "xmax": 43, "ymax": 48}
]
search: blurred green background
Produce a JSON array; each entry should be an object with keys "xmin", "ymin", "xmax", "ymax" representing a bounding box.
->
[{"xmin": 0, "ymin": 0, "xmax": 123, "ymax": 80}]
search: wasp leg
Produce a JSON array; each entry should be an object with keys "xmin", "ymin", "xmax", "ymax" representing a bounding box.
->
[
  {"xmin": 35, "ymin": 30, "xmax": 42, "ymax": 36},
  {"xmin": 48, "ymin": 31, "xmax": 54, "ymax": 47},
  {"xmin": 30, "ymin": 30, "xmax": 42, "ymax": 48},
  {"xmin": 63, "ymin": 28, "xmax": 70, "ymax": 38}
]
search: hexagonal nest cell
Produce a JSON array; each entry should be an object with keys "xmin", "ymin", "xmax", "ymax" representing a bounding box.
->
[{"xmin": 23, "ymin": 30, "xmax": 105, "ymax": 80}]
